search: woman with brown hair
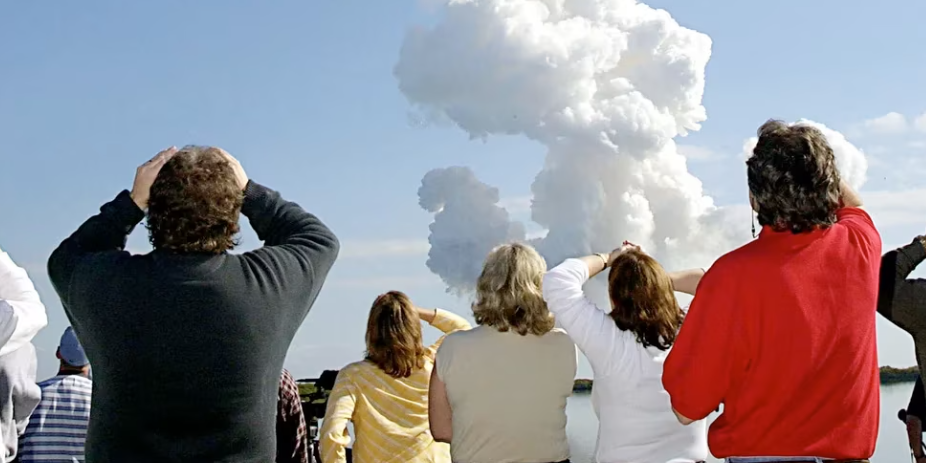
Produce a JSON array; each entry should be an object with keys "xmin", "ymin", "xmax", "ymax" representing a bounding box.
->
[
  {"xmin": 319, "ymin": 291, "xmax": 471, "ymax": 463},
  {"xmin": 428, "ymin": 242, "xmax": 577, "ymax": 463},
  {"xmin": 542, "ymin": 242, "xmax": 708, "ymax": 463}
]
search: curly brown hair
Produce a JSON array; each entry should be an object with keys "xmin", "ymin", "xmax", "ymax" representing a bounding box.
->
[
  {"xmin": 364, "ymin": 291, "xmax": 427, "ymax": 378},
  {"xmin": 146, "ymin": 146, "xmax": 242, "ymax": 254},
  {"xmin": 607, "ymin": 249, "xmax": 684, "ymax": 351},
  {"xmin": 747, "ymin": 120, "xmax": 842, "ymax": 234}
]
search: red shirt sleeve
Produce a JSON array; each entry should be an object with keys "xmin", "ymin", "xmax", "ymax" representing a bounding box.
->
[
  {"xmin": 835, "ymin": 208, "xmax": 881, "ymax": 258},
  {"xmin": 663, "ymin": 263, "xmax": 741, "ymax": 421}
]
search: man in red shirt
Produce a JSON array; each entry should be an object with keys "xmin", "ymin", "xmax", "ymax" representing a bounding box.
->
[{"xmin": 663, "ymin": 120, "xmax": 881, "ymax": 463}]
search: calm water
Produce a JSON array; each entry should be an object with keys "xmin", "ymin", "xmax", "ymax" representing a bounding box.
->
[
  {"xmin": 328, "ymin": 384, "xmax": 913, "ymax": 462},
  {"xmin": 565, "ymin": 383, "xmax": 914, "ymax": 463}
]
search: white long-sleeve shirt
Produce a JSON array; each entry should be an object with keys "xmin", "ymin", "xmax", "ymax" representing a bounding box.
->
[
  {"xmin": 543, "ymin": 258, "xmax": 707, "ymax": 463},
  {"xmin": 0, "ymin": 250, "xmax": 48, "ymax": 357}
]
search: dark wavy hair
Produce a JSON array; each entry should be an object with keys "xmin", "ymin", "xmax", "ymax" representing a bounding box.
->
[
  {"xmin": 607, "ymin": 249, "xmax": 684, "ymax": 351},
  {"xmin": 146, "ymin": 146, "xmax": 242, "ymax": 254},
  {"xmin": 364, "ymin": 291, "xmax": 427, "ymax": 378},
  {"xmin": 747, "ymin": 120, "xmax": 842, "ymax": 234}
]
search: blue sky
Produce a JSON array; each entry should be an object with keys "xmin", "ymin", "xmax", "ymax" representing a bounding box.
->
[{"xmin": 2, "ymin": 0, "xmax": 925, "ymax": 380}]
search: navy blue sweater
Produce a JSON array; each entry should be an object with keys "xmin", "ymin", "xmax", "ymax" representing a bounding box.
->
[{"xmin": 48, "ymin": 181, "xmax": 339, "ymax": 463}]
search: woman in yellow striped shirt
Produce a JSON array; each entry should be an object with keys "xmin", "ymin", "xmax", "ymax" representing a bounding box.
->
[{"xmin": 319, "ymin": 291, "xmax": 472, "ymax": 463}]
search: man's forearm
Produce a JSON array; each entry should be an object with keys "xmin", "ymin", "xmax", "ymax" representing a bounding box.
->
[
  {"xmin": 909, "ymin": 416, "xmax": 924, "ymax": 457},
  {"xmin": 839, "ymin": 179, "xmax": 863, "ymax": 208}
]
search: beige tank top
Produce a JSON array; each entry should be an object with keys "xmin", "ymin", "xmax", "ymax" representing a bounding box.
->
[{"xmin": 436, "ymin": 325, "xmax": 577, "ymax": 463}]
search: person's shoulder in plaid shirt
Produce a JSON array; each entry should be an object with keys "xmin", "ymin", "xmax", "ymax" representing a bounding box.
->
[{"xmin": 277, "ymin": 369, "xmax": 309, "ymax": 463}]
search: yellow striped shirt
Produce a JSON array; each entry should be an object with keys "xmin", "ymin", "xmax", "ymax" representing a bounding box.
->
[{"xmin": 319, "ymin": 309, "xmax": 471, "ymax": 463}]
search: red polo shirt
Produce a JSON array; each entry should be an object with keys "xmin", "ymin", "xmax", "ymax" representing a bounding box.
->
[{"xmin": 663, "ymin": 208, "xmax": 881, "ymax": 459}]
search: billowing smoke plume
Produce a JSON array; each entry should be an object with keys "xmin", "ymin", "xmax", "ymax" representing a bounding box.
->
[
  {"xmin": 397, "ymin": 0, "xmax": 867, "ymax": 292},
  {"xmin": 418, "ymin": 167, "xmax": 526, "ymax": 292}
]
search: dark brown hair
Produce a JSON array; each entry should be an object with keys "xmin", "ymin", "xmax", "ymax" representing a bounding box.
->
[
  {"xmin": 146, "ymin": 146, "xmax": 242, "ymax": 254},
  {"xmin": 365, "ymin": 291, "xmax": 427, "ymax": 378},
  {"xmin": 607, "ymin": 249, "xmax": 684, "ymax": 351},
  {"xmin": 747, "ymin": 120, "xmax": 842, "ymax": 234}
]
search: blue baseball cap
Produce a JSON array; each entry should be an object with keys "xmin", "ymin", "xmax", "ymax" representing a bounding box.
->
[{"xmin": 59, "ymin": 327, "xmax": 89, "ymax": 367}]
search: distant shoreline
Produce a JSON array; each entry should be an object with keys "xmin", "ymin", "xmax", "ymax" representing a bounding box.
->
[
  {"xmin": 296, "ymin": 366, "xmax": 920, "ymax": 398},
  {"xmin": 571, "ymin": 366, "xmax": 920, "ymax": 393}
]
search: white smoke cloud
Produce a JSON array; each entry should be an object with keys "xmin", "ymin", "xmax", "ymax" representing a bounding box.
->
[
  {"xmin": 418, "ymin": 167, "xmax": 526, "ymax": 292},
  {"xmin": 398, "ymin": 0, "xmax": 866, "ymax": 292}
]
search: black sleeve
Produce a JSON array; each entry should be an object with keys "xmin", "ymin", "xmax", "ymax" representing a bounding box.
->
[
  {"xmin": 878, "ymin": 239, "xmax": 926, "ymax": 332},
  {"xmin": 47, "ymin": 191, "xmax": 144, "ymax": 308},
  {"xmin": 909, "ymin": 376, "xmax": 926, "ymax": 421},
  {"xmin": 240, "ymin": 180, "xmax": 340, "ymax": 308}
]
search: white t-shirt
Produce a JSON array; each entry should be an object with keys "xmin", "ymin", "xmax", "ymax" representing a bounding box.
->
[{"xmin": 543, "ymin": 258, "xmax": 708, "ymax": 463}]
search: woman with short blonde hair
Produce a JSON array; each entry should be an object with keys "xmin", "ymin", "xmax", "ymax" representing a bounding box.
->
[
  {"xmin": 320, "ymin": 291, "xmax": 471, "ymax": 463},
  {"xmin": 429, "ymin": 243, "xmax": 576, "ymax": 463}
]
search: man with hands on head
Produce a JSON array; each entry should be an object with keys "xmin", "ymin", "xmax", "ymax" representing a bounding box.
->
[
  {"xmin": 877, "ymin": 233, "xmax": 926, "ymax": 463},
  {"xmin": 48, "ymin": 146, "xmax": 340, "ymax": 463}
]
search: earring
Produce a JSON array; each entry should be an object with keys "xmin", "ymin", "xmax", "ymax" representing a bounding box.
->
[{"xmin": 751, "ymin": 213, "xmax": 757, "ymax": 239}]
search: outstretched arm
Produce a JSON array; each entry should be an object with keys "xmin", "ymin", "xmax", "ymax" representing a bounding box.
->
[
  {"xmin": 0, "ymin": 249, "xmax": 47, "ymax": 356},
  {"xmin": 669, "ymin": 268, "xmax": 706, "ymax": 296}
]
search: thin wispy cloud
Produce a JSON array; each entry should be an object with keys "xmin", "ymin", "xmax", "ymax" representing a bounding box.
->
[
  {"xmin": 499, "ymin": 196, "xmax": 532, "ymax": 214},
  {"xmin": 916, "ymin": 113, "xmax": 926, "ymax": 133},
  {"xmin": 326, "ymin": 275, "xmax": 440, "ymax": 289},
  {"xmin": 678, "ymin": 144, "xmax": 724, "ymax": 162},
  {"xmin": 862, "ymin": 112, "xmax": 908, "ymax": 135},
  {"xmin": 337, "ymin": 239, "xmax": 430, "ymax": 259},
  {"xmin": 864, "ymin": 187, "xmax": 926, "ymax": 228}
]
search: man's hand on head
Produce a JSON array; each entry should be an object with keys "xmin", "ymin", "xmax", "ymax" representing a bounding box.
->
[
  {"xmin": 130, "ymin": 147, "xmax": 178, "ymax": 210},
  {"xmin": 216, "ymin": 148, "xmax": 249, "ymax": 191}
]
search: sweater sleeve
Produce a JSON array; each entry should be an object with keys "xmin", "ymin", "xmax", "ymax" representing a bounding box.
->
[
  {"xmin": 240, "ymin": 181, "xmax": 340, "ymax": 319},
  {"xmin": 0, "ymin": 252, "xmax": 47, "ymax": 357},
  {"xmin": 663, "ymin": 265, "xmax": 739, "ymax": 421},
  {"xmin": 47, "ymin": 191, "xmax": 143, "ymax": 310},
  {"xmin": 908, "ymin": 376, "xmax": 926, "ymax": 421},
  {"xmin": 319, "ymin": 372, "xmax": 356, "ymax": 463},
  {"xmin": 878, "ymin": 239, "xmax": 926, "ymax": 333},
  {"xmin": 542, "ymin": 259, "xmax": 628, "ymax": 377}
]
